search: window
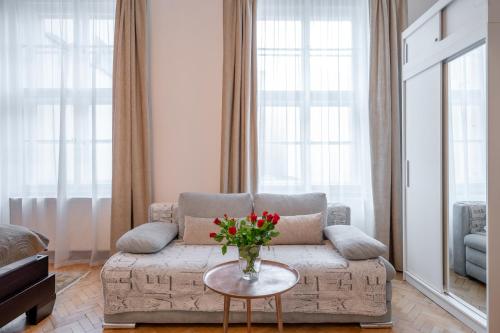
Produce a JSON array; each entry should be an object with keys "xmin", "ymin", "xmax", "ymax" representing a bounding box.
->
[
  {"xmin": 0, "ymin": 0, "xmax": 115, "ymax": 199},
  {"xmin": 256, "ymin": 0, "xmax": 372, "ymax": 229}
]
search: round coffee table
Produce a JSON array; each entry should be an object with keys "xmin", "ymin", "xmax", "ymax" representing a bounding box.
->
[{"xmin": 203, "ymin": 260, "xmax": 299, "ymax": 333}]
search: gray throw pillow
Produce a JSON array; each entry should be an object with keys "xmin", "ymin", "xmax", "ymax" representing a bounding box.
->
[
  {"xmin": 116, "ymin": 222, "xmax": 178, "ymax": 254},
  {"xmin": 324, "ymin": 225, "xmax": 387, "ymax": 260}
]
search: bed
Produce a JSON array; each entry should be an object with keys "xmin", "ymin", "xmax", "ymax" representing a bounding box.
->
[{"xmin": 0, "ymin": 225, "xmax": 55, "ymax": 327}]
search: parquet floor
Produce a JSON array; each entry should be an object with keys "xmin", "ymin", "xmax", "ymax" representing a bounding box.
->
[
  {"xmin": 0, "ymin": 265, "xmax": 473, "ymax": 333},
  {"xmin": 449, "ymin": 270, "xmax": 487, "ymax": 313}
]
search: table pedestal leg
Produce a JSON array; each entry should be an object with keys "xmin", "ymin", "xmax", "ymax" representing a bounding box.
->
[
  {"xmin": 275, "ymin": 294, "xmax": 283, "ymax": 332},
  {"xmin": 246, "ymin": 299, "xmax": 252, "ymax": 333},
  {"xmin": 223, "ymin": 296, "xmax": 231, "ymax": 333}
]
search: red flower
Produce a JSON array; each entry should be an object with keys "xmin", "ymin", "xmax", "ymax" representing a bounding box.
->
[
  {"xmin": 228, "ymin": 226, "xmax": 237, "ymax": 235},
  {"xmin": 262, "ymin": 211, "xmax": 268, "ymax": 217},
  {"xmin": 250, "ymin": 213, "xmax": 258, "ymax": 222},
  {"xmin": 209, "ymin": 232, "xmax": 217, "ymax": 238},
  {"xmin": 257, "ymin": 219, "xmax": 265, "ymax": 228},
  {"xmin": 266, "ymin": 213, "xmax": 273, "ymax": 222},
  {"xmin": 272, "ymin": 213, "xmax": 280, "ymax": 224},
  {"xmin": 213, "ymin": 218, "xmax": 221, "ymax": 225}
]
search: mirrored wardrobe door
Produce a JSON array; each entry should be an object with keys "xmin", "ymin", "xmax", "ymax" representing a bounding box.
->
[{"xmin": 445, "ymin": 43, "xmax": 487, "ymax": 315}]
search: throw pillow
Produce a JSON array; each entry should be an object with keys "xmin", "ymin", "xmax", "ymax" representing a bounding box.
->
[
  {"xmin": 324, "ymin": 225, "xmax": 387, "ymax": 260},
  {"xmin": 183, "ymin": 216, "xmax": 222, "ymax": 245},
  {"xmin": 270, "ymin": 213, "xmax": 323, "ymax": 245},
  {"xmin": 116, "ymin": 222, "xmax": 178, "ymax": 254}
]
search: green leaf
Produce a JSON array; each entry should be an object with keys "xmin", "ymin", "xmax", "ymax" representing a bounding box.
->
[{"xmin": 222, "ymin": 244, "xmax": 227, "ymax": 255}]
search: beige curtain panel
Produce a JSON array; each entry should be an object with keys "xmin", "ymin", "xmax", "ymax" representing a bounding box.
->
[
  {"xmin": 110, "ymin": 0, "xmax": 152, "ymax": 251},
  {"xmin": 220, "ymin": 0, "xmax": 258, "ymax": 194},
  {"xmin": 369, "ymin": 0, "xmax": 407, "ymax": 271}
]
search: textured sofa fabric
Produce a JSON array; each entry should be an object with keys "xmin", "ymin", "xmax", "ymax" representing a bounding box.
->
[
  {"xmin": 254, "ymin": 193, "xmax": 328, "ymax": 227},
  {"xmin": 177, "ymin": 192, "xmax": 253, "ymax": 238},
  {"xmin": 453, "ymin": 202, "xmax": 486, "ymax": 283},
  {"xmin": 102, "ymin": 242, "xmax": 390, "ymax": 316}
]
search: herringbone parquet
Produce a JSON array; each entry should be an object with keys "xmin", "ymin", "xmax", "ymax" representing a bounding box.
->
[{"xmin": 0, "ymin": 265, "xmax": 473, "ymax": 333}]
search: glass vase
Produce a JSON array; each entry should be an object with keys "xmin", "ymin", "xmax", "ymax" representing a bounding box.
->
[{"xmin": 238, "ymin": 245, "xmax": 262, "ymax": 281}]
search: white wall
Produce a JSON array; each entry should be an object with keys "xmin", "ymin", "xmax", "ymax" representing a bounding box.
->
[
  {"xmin": 149, "ymin": 0, "xmax": 223, "ymax": 203},
  {"xmin": 407, "ymin": 0, "xmax": 439, "ymax": 24}
]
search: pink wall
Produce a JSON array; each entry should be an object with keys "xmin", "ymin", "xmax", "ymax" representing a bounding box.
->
[{"xmin": 150, "ymin": 0, "xmax": 223, "ymax": 203}]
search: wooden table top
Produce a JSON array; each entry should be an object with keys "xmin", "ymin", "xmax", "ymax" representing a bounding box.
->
[{"xmin": 203, "ymin": 260, "xmax": 299, "ymax": 299}]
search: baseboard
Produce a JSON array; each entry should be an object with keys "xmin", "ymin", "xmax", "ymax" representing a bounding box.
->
[{"xmin": 404, "ymin": 271, "xmax": 487, "ymax": 333}]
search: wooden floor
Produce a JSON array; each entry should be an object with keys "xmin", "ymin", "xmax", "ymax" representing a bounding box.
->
[
  {"xmin": 0, "ymin": 265, "xmax": 473, "ymax": 333},
  {"xmin": 449, "ymin": 269, "xmax": 487, "ymax": 313}
]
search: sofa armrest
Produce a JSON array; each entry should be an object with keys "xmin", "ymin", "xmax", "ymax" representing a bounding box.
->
[
  {"xmin": 149, "ymin": 202, "xmax": 178, "ymax": 224},
  {"xmin": 452, "ymin": 201, "xmax": 486, "ymax": 276},
  {"xmin": 327, "ymin": 203, "xmax": 350, "ymax": 226}
]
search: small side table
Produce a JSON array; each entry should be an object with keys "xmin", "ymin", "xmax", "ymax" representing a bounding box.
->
[{"xmin": 203, "ymin": 260, "xmax": 299, "ymax": 333}]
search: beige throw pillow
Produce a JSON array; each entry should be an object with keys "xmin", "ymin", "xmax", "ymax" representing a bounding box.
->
[
  {"xmin": 183, "ymin": 216, "xmax": 221, "ymax": 245},
  {"xmin": 271, "ymin": 213, "xmax": 323, "ymax": 245},
  {"xmin": 183, "ymin": 213, "xmax": 323, "ymax": 245}
]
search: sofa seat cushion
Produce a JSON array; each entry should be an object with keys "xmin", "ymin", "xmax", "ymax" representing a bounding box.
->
[
  {"xmin": 254, "ymin": 193, "xmax": 328, "ymax": 228},
  {"xmin": 464, "ymin": 233, "xmax": 486, "ymax": 253},
  {"xmin": 177, "ymin": 192, "xmax": 253, "ymax": 238},
  {"xmin": 466, "ymin": 247, "xmax": 486, "ymax": 269},
  {"xmin": 102, "ymin": 241, "xmax": 389, "ymax": 317}
]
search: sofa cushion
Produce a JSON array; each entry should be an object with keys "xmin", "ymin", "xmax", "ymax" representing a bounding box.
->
[
  {"xmin": 177, "ymin": 192, "xmax": 253, "ymax": 238},
  {"xmin": 116, "ymin": 222, "xmax": 178, "ymax": 254},
  {"xmin": 464, "ymin": 233, "xmax": 486, "ymax": 253},
  {"xmin": 183, "ymin": 216, "xmax": 221, "ymax": 245},
  {"xmin": 466, "ymin": 247, "xmax": 486, "ymax": 269},
  {"xmin": 253, "ymin": 193, "xmax": 327, "ymax": 228},
  {"xmin": 324, "ymin": 225, "xmax": 387, "ymax": 260},
  {"xmin": 270, "ymin": 213, "xmax": 323, "ymax": 245}
]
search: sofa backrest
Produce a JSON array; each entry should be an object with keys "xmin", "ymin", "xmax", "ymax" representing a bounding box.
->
[
  {"xmin": 148, "ymin": 193, "xmax": 351, "ymax": 237},
  {"xmin": 253, "ymin": 193, "xmax": 328, "ymax": 228},
  {"xmin": 452, "ymin": 201, "xmax": 486, "ymax": 276},
  {"xmin": 177, "ymin": 192, "xmax": 253, "ymax": 238}
]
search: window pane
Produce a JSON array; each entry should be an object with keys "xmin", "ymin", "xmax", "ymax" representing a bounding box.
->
[
  {"xmin": 96, "ymin": 105, "xmax": 112, "ymax": 141},
  {"xmin": 257, "ymin": 21, "xmax": 302, "ymax": 49},
  {"xmin": 310, "ymin": 144, "xmax": 353, "ymax": 185},
  {"xmin": 310, "ymin": 55, "xmax": 352, "ymax": 91},
  {"xmin": 260, "ymin": 143, "xmax": 301, "ymax": 186},
  {"xmin": 310, "ymin": 21, "xmax": 352, "ymax": 49},
  {"xmin": 258, "ymin": 54, "xmax": 302, "ymax": 91},
  {"xmin": 310, "ymin": 107, "xmax": 352, "ymax": 142},
  {"xmin": 263, "ymin": 107, "xmax": 300, "ymax": 142}
]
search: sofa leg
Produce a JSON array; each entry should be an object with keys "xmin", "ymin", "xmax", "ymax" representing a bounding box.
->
[
  {"xmin": 102, "ymin": 322, "xmax": 136, "ymax": 329},
  {"xmin": 360, "ymin": 322, "xmax": 393, "ymax": 328},
  {"xmin": 26, "ymin": 299, "xmax": 55, "ymax": 324}
]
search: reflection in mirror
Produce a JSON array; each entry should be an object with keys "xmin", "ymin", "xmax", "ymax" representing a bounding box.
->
[{"xmin": 447, "ymin": 44, "xmax": 486, "ymax": 313}]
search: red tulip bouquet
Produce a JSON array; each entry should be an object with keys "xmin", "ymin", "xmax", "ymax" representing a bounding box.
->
[{"xmin": 210, "ymin": 211, "xmax": 280, "ymax": 280}]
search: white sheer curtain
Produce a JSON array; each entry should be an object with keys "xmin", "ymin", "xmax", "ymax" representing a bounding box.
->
[
  {"xmin": 256, "ymin": 0, "xmax": 373, "ymax": 233},
  {"xmin": 0, "ymin": 0, "xmax": 115, "ymax": 266},
  {"xmin": 448, "ymin": 45, "xmax": 487, "ymax": 207}
]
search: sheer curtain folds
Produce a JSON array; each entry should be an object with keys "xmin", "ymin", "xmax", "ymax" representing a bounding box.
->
[
  {"xmin": 256, "ymin": 0, "xmax": 374, "ymax": 233},
  {"xmin": 0, "ymin": 0, "xmax": 115, "ymax": 266}
]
